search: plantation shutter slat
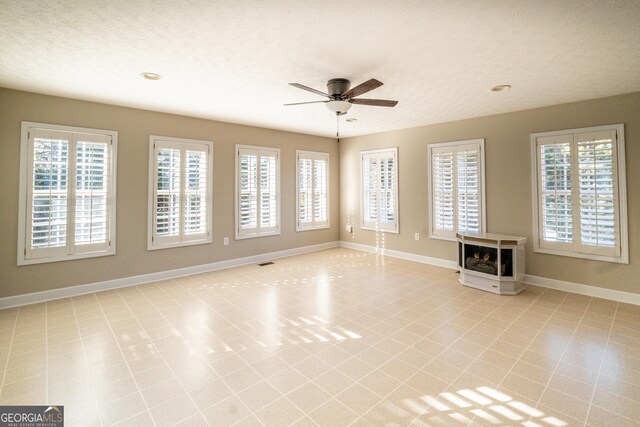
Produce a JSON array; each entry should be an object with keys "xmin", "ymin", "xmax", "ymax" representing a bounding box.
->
[
  {"xmin": 74, "ymin": 133, "xmax": 111, "ymax": 253},
  {"xmin": 535, "ymin": 128, "xmax": 622, "ymax": 259},
  {"xmin": 430, "ymin": 141, "xmax": 483, "ymax": 238},
  {"xmin": 151, "ymin": 139, "xmax": 211, "ymax": 248},
  {"xmin": 361, "ymin": 149, "xmax": 398, "ymax": 233},
  {"xmin": 297, "ymin": 151, "xmax": 329, "ymax": 230},
  {"xmin": 184, "ymin": 147, "xmax": 209, "ymax": 240},
  {"xmin": 25, "ymin": 126, "xmax": 115, "ymax": 261},
  {"xmin": 154, "ymin": 145, "xmax": 182, "ymax": 245},
  {"xmin": 237, "ymin": 147, "xmax": 280, "ymax": 237},
  {"xmin": 575, "ymin": 130, "xmax": 620, "ymax": 257}
]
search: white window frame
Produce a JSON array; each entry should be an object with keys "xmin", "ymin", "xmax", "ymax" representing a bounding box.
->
[
  {"xmin": 531, "ymin": 124, "xmax": 628, "ymax": 264},
  {"xmin": 17, "ymin": 121, "xmax": 118, "ymax": 265},
  {"xmin": 147, "ymin": 135, "xmax": 213, "ymax": 250},
  {"xmin": 360, "ymin": 147, "xmax": 399, "ymax": 233},
  {"xmin": 427, "ymin": 139, "xmax": 486, "ymax": 241},
  {"xmin": 235, "ymin": 144, "xmax": 281, "ymax": 239},
  {"xmin": 296, "ymin": 150, "xmax": 330, "ymax": 232}
]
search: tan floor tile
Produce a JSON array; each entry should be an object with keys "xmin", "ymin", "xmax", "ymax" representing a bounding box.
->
[
  {"xmin": 1, "ymin": 248, "xmax": 636, "ymax": 425},
  {"xmin": 379, "ymin": 358, "xmax": 419, "ymax": 383},
  {"xmin": 359, "ymin": 370, "xmax": 402, "ymax": 398},
  {"xmin": 202, "ymin": 395, "xmax": 252, "ymax": 426},
  {"xmin": 309, "ymin": 398, "xmax": 359, "ymax": 426},
  {"xmin": 499, "ymin": 373, "xmax": 546, "ymax": 402},
  {"xmin": 539, "ymin": 387, "xmax": 590, "ymax": 422},
  {"xmin": 336, "ymin": 357, "xmax": 375, "ymax": 381},
  {"xmin": 547, "ymin": 372, "xmax": 594, "ymax": 402},
  {"xmin": 286, "ymin": 381, "xmax": 332, "ymax": 414},
  {"xmin": 335, "ymin": 382, "xmax": 382, "ymax": 416},
  {"xmin": 587, "ymin": 405, "xmax": 639, "ymax": 427},
  {"xmin": 149, "ymin": 394, "xmax": 198, "ymax": 427},
  {"xmin": 267, "ymin": 367, "xmax": 310, "ymax": 394},
  {"xmin": 172, "ymin": 413, "xmax": 210, "ymax": 427},
  {"xmin": 189, "ymin": 378, "xmax": 234, "ymax": 411},
  {"xmin": 97, "ymin": 391, "xmax": 148, "ymax": 426},
  {"xmin": 423, "ymin": 358, "xmax": 461, "ymax": 384},
  {"xmin": 361, "ymin": 398, "xmax": 413, "ymax": 425},
  {"xmin": 591, "ymin": 388, "xmax": 640, "ymax": 421},
  {"xmin": 292, "ymin": 355, "xmax": 332, "ymax": 381},
  {"xmin": 0, "ymin": 375, "xmax": 45, "ymax": 401},
  {"xmin": 596, "ymin": 374, "xmax": 640, "ymax": 402},
  {"xmin": 237, "ymin": 380, "xmax": 282, "ymax": 412},
  {"xmin": 256, "ymin": 396, "xmax": 306, "ymax": 427}
]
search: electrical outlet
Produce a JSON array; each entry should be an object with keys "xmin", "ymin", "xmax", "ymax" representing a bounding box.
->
[
  {"xmin": 414, "ymin": 233, "xmax": 420, "ymax": 241},
  {"xmin": 223, "ymin": 237, "xmax": 229, "ymax": 246},
  {"xmin": 346, "ymin": 225, "xmax": 353, "ymax": 233}
]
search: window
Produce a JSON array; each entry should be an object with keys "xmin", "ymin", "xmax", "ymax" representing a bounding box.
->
[
  {"xmin": 148, "ymin": 136, "xmax": 213, "ymax": 250},
  {"xmin": 18, "ymin": 122, "xmax": 117, "ymax": 265},
  {"xmin": 428, "ymin": 139, "xmax": 485, "ymax": 240},
  {"xmin": 531, "ymin": 124, "xmax": 628, "ymax": 263},
  {"xmin": 296, "ymin": 150, "xmax": 329, "ymax": 231},
  {"xmin": 236, "ymin": 145, "xmax": 280, "ymax": 239},
  {"xmin": 361, "ymin": 148, "xmax": 398, "ymax": 233}
]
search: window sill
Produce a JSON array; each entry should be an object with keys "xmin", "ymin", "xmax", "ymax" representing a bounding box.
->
[
  {"xmin": 534, "ymin": 246, "xmax": 628, "ymax": 264},
  {"xmin": 296, "ymin": 224, "xmax": 330, "ymax": 232},
  {"xmin": 18, "ymin": 249, "xmax": 116, "ymax": 266},
  {"xmin": 235, "ymin": 230, "xmax": 281, "ymax": 240},
  {"xmin": 147, "ymin": 238, "xmax": 212, "ymax": 251}
]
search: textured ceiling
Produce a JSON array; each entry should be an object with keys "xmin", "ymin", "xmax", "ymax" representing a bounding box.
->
[{"xmin": 1, "ymin": 0, "xmax": 639, "ymax": 138}]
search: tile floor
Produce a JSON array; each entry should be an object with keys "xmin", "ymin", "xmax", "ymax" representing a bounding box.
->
[{"xmin": 1, "ymin": 248, "xmax": 639, "ymax": 426}]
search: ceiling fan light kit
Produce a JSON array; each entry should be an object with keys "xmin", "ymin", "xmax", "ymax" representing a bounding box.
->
[
  {"xmin": 285, "ymin": 77, "xmax": 398, "ymax": 117},
  {"xmin": 326, "ymin": 100, "xmax": 352, "ymax": 115}
]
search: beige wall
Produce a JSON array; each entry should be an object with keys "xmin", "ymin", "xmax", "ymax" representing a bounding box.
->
[
  {"xmin": 340, "ymin": 92, "xmax": 640, "ymax": 295},
  {"xmin": 0, "ymin": 88, "xmax": 339, "ymax": 298}
]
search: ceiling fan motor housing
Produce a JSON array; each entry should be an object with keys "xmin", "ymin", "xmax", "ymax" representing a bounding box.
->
[{"xmin": 327, "ymin": 78, "xmax": 351, "ymax": 98}]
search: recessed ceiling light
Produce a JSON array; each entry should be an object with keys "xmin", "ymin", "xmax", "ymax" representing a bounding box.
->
[
  {"xmin": 141, "ymin": 72, "xmax": 162, "ymax": 80},
  {"xmin": 491, "ymin": 84, "xmax": 511, "ymax": 92},
  {"xmin": 346, "ymin": 118, "xmax": 358, "ymax": 122}
]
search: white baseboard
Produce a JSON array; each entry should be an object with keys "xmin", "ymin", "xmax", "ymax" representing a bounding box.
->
[
  {"xmin": 523, "ymin": 274, "xmax": 640, "ymax": 306},
  {"xmin": 0, "ymin": 241, "xmax": 340, "ymax": 310},
  {"xmin": 5, "ymin": 240, "xmax": 637, "ymax": 309},
  {"xmin": 339, "ymin": 240, "xmax": 640, "ymax": 306},
  {"xmin": 338, "ymin": 240, "xmax": 458, "ymax": 269}
]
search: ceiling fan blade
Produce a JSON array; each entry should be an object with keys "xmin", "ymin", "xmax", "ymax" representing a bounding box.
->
[
  {"xmin": 283, "ymin": 100, "xmax": 329, "ymax": 106},
  {"xmin": 349, "ymin": 98, "xmax": 398, "ymax": 107},
  {"xmin": 342, "ymin": 78, "xmax": 383, "ymax": 99},
  {"xmin": 289, "ymin": 83, "xmax": 330, "ymax": 98}
]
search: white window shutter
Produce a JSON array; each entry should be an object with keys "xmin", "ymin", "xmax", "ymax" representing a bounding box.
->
[
  {"xmin": 532, "ymin": 124, "xmax": 627, "ymax": 263},
  {"xmin": 431, "ymin": 147, "xmax": 455, "ymax": 237},
  {"xmin": 149, "ymin": 137, "xmax": 212, "ymax": 250},
  {"xmin": 183, "ymin": 148, "xmax": 209, "ymax": 240},
  {"xmin": 20, "ymin": 122, "xmax": 117, "ymax": 264},
  {"xmin": 575, "ymin": 130, "xmax": 620, "ymax": 257},
  {"xmin": 429, "ymin": 139, "xmax": 485, "ymax": 240},
  {"xmin": 27, "ymin": 129, "xmax": 71, "ymax": 259},
  {"xmin": 236, "ymin": 146, "xmax": 280, "ymax": 238},
  {"xmin": 361, "ymin": 148, "xmax": 398, "ymax": 233},
  {"xmin": 74, "ymin": 133, "xmax": 111, "ymax": 254},
  {"xmin": 296, "ymin": 151, "xmax": 329, "ymax": 230}
]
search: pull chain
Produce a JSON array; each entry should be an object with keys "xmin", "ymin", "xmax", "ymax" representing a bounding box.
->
[{"xmin": 336, "ymin": 113, "xmax": 340, "ymax": 143}]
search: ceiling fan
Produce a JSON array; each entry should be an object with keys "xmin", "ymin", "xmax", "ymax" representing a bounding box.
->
[{"xmin": 284, "ymin": 78, "xmax": 398, "ymax": 115}]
